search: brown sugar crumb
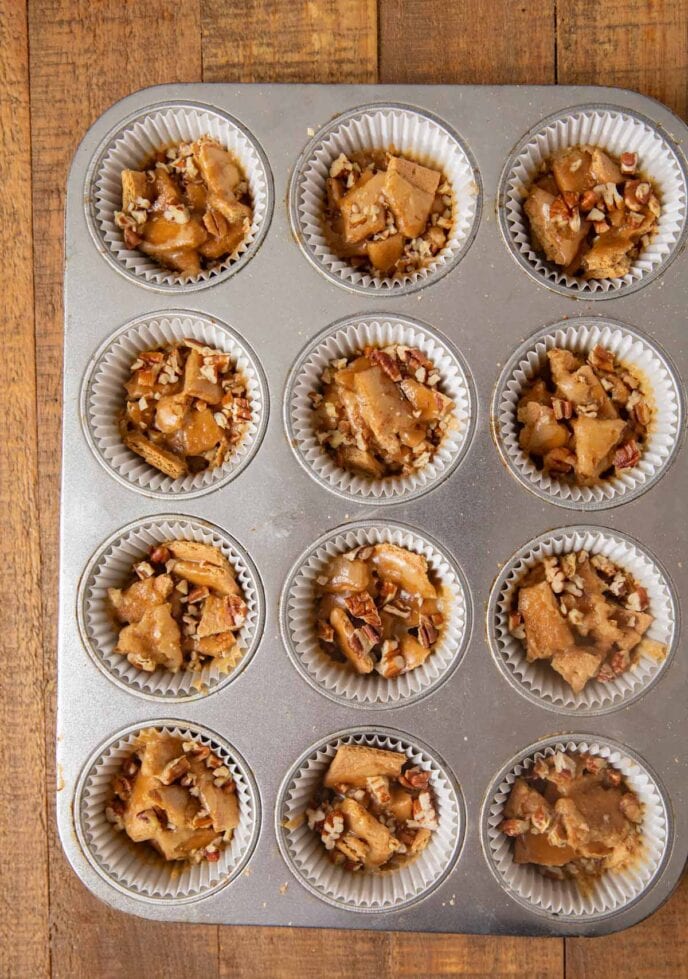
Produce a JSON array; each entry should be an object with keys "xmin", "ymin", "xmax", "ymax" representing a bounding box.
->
[
  {"xmin": 509, "ymin": 549, "xmax": 665, "ymax": 693},
  {"xmin": 499, "ymin": 751, "xmax": 643, "ymax": 882},
  {"xmin": 114, "ymin": 136, "xmax": 253, "ymax": 277},
  {"xmin": 323, "ymin": 149, "xmax": 454, "ymax": 278},
  {"xmin": 119, "ymin": 338, "xmax": 251, "ymax": 480},
  {"xmin": 516, "ymin": 345, "xmax": 652, "ymax": 485},
  {"xmin": 305, "ymin": 744, "xmax": 437, "ymax": 872},
  {"xmin": 524, "ymin": 145, "xmax": 660, "ymax": 280},
  {"xmin": 105, "ymin": 729, "xmax": 239, "ymax": 864},
  {"xmin": 315, "ymin": 542, "xmax": 444, "ymax": 678},
  {"xmin": 107, "ymin": 540, "xmax": 248, "ymax": 675},
  {"xmin": 311, "ymin": 344, "xmax": 455, "ymax": 480}
]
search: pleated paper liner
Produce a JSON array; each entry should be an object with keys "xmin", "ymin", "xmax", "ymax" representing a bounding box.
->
[
  {"xmin": 82, "ymin": 311, "xmax": 268, "ymax": 498},
  {"xmin": 499, "ymin": 103, "xmax": 688, "ymax": 297},
  {"xmin": 75, "ymin": 720, "xmax": 260, "ymax": 903},
  {"xmin": 488, "ymin": 526, "xmax": 677, "ymax": 714},
  {"xmin": 285, "ymin": 314, "xmax": 475, "ymax": 504},
  {"xmin": 89, "ymin": 101, "xmax": 272, "ymax": 290},
  {"xmin": 289, "ymin": 102, "xmax": 481, "ymax": 294},
  {"xmin": 276, "ymin": 728, "xmax": 463, "ymax": 911},
  {"xmin": 493, "ymin": 317, "xmax": 683, "ymax": 510},
  {"xmin": 482, "ymin": 737, "xmax": 670, "ymax": 919},
  {"xmin": 78, "ymin": 515, "xmax": 264, "ymax": 701},
  {"xmin": 281, "ymin": 521, "xmax": 471, "ymax": 708}
]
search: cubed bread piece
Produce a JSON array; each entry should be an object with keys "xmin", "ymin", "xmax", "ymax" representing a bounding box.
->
[
  {"xmin": 108, "ymin": 574, "xmax": 174, "ymax": 624},
  {"xmin": 367, "ymin": 233, "xmax": 405, "ymax": 272},
  {"xmin": 121, "ymin": 169, "xmax": 150, "ymax": 210},
  {"xmin": 123, "ymin": 431, "xmax": 188, "ymax": 479},
  {"xmin": 590, "ymin": 148, "xmax": 623, "ymax": 185},
  {"xmin": 371, "ymin": 543, "xmax": 436, "ymax": 599},
  {"xmin": 382, "ymin": 156, "xmax": 441, "ymax": 237},
  {"xmin": 167, "ymin": 540, "xmax": 231, "ymax": 568},
  {"xmin": 197, "ymin": 594, "xmax": 246, "ymax": 637},
  {"xmin": 352, "ymin": 367, "xmax": 423, "ymax": 459},
  {"xmin": 518, "ymin": 581, "xmax": 575, "ymax": 661},
  {"xmin": 172, "ymin": 559, "xmax": 240, "ymax": 597},
  {"xmin": 182, "ymin": 348, "xmax": 223, "ymax": 404},
  {"xmin": 338, "ymin": 446, "xmax": 385, "ymax": 478},
  {"xmin": 320, "ymin": 555, "xmax": 371, "ymax": 593},
  {"xmin": 339, "ymin": 171, "xmax": 387, "ymax": 244},
  {"xmin": 504, "ymin": 777, "xmax": 552, "ymax": 822},
  {"xmin": 194, "ymin": 139, "xmax": 241, "ymax": 198},
  {"xmin": 571, "ymin": 416, "xmax": 627, "ymax": 480},
  {"xmin": 550, "ymin": 646, "xmax": 604, "ymax": 693},
  {"xmin": 116, "ymin": 603, "xmax": 183, "ymax": 672},
  {"xmin": 175, "ymin": 407, "xmax": 223, "ymax": 456},
  {"xmin": 324, "ymin": 744, "xmax": 405, "ymax": 789},
  {"xmin": 552, "ymin": 148, "xmax": 594, "ymax": 194},
  {"xmin": 399, "ymin": 376, "xmax": 453, "ymax": 422},
  {"xmin": 549, "ymin": 359, "xmax": 617, "ymax": 419},
  {"xmin": 524, "ymin": 187, "xmax": 589, "ymax": 267},
  {"xmin": 339, "ymin": 798, "xmax": 401, "ymax": 866},
  {"xmin": 514, "ymin": 832, "xmax": 578, "ymax": 867},
  {"xmin": 518, "ymin": 402, "xmax": 569, "ymax": 456},
  {"xmin": 329, "ymin": 607, "xmax": 374, "ymax": 674},
  {"xmin": 581, "ymin": 230, "xmax": 635, "ymax": 279}
]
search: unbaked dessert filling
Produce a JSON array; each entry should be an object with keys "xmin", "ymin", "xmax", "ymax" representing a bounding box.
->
[
  {"xmin": 516, "ymin": 345, "xmax": 652, "ymax": 484},
  {"xmin": 105, "ymin": 730, "xmax": 239, "ymax": 863},
  {"xmin": 314, "ymin": 541, "xmax": 444, "ymax": 678},
  {"xmin": 323, "ymin": 150, "xmax": 454, "ymax": 277},
  {"xmin": 305, "ymin": 744, "xmax": 438, "ymax": 871},
  {"xmin": 499, "ymin": 751, "xmax": 643, "ymax": 881},
  {"xmin": 310, "ymin": 344, "xmax": 455, "ymax": 479},
  {"xmin": 119, "ymin": 338, "xmax": 251, "ymax": 479},
  {"xmin": 108, "ymin": 540, "xmax": 248, "ymax": 674},
  {"xmin": 508, "ymin": 549, "xmax": 666, "ymax": 693},
  {"xmin": 524, "ymin": 146, "xmax": 660, "ymax": 279},
  {"xmin": 114, "ymin": 135, "xmax": 253, "ymax": 276}
]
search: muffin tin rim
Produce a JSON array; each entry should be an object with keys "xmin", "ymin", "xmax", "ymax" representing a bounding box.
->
[
  {"xmin": 279, "ymin": 517, "xmax": 473, "ymax": 710},
  {"xmin": 79, "ymin": 307, "xmax": 270, "ymax": 500},
  {"xmin": 73, "ymin": 717, "xmax": 263, "ymax": 905},
  {"xmin": 76, "ymin": 513, "xmax": 267, "ymax": 703},
  {"xmin": 485, "ymin": 523, "xmax": 681, "ymax": 716},
  {"xmin": 287, "ymin": 99, "xmax": 483, "ymax": 296},
  {"xmin": 274, "ymin": 724, "xmax": 466, "ymax": 913},
  {"xmin": 479, "ymin": 733, "xmax": 674, "ymax": 922},
  {"xmin": 497, "ymin": 100, "xmax": 688, "ymax": 299},
  {"xmin": 84, "ymin": 97, "xmax": 276, "ymax": 293},
  {"xmin": 283, "ymin": 310, "xmax": 478, "ymax": 505},
  {"xmin": 490, "ymin": 314, "xmax": 686, "ymax": 511}
]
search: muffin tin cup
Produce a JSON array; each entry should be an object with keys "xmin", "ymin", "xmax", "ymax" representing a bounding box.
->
[
  {"xmin": 493, "ymin": 317, "xmax": 683, "ymax": 510},
  {"xmin": 281, "ymin": 521, "xmax": 471, "ymax": 709},
  {"xmin": 285, "ymin": 314, "xmax": 475, "ymax": 504},
  {"xmin": 88, "ymin": 101, "xmax": 273, "ymax": 291},
  {"xmin": 499, "ymin": 103, "xmax": 688, "ymax": 297},
  {"xmin": 289, "ymin": 102, "xmax": 481, "ymax": 294},
  {"xmin": 276, "ymin": 728, "xmax": 464, "ymax": 912},
  {"xmin": 81, "ymin": 310, "xmax": 268, "ymax": 499},
  {"xmin": 75, "ymin": 720, "xmax": 260, "ymax": 903},
  {"xmin": 488, "ymin": 526, "xmax": 678, "ymax": 715},
  {"xmin": 78, "ymin": 515, "xmax": 264, "ymax": 701},
  {"xmin": 482, "ymin": 737, "xmax": 670, "ymax": 920}
]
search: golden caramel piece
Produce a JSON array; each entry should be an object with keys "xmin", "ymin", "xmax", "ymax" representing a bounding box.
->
[
  {"xmin": 500, "ymin": 751, "xmax": 643, "ymax": 882},
  {"xmin": 114, "ymin": 136, "xmax": 252, "ymax": 277},
  {"xmin": 107, "ymin": 540, "xmax": 247, "ymax": 675},
  {"xmin": 311, "ymin": 344, "xmax": 455, "ymax": 480},
  {"xmin": 324, "ymin": 149, "xmax": 453, "ymax": 278},
  {"xmin": 516, "ymin": 345, "xmax": 651, "ymax": 486},
  {"xmin": 509, "ymin": 550, "xmax": 664, "ymax": 693},
  {"xmin": 315, "ymin": 542, "xmax": 444, "ymax": 678},
  {"xmin": 523, "ymin": 145, "xmax": 660, "ymax": 280},
  {"xmin": 120, "ymin": 339, "xmax": 251, "ymax": 480},
  {"xmin": 105, "ymin": 730, "xmax": 239, "ymax": 864},
  {"xmin": 305, "ymin": 744, "xmax": 437, "ymax": 872}
]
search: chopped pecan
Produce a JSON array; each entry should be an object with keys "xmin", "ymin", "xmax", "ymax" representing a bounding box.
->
[
  {"xmin": 499, "ymin": 817, "xmax": 530, "ymax": 837},
  {"xmin": 370, "ymin": 348, "xmax": 402, "ymax": 382},
  {"xmin": 613, "ymin": 440, "xmax": 641, "ymax": 470},
  {"xmin": 398, "ymin": 766, "xmax": 431, "ymax": 790},
  {"xmin": 344, "ymin": 590, "xmax": 382, "ymax": 629},
  {"xmin": 418, "ymin": 614, "xmax": 439, "ymax": 648},
  {"xmin": 159, "ymin": 755, "xmax": 191, "ymax": 785}
]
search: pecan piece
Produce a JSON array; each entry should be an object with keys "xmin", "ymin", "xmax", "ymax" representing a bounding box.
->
[
  {"xmin": 398, "ymin": 766, "xmax": 431, "ymax": 790},
  {"xmin": 370, "ymin": 348, "xmax": 402, "ymax": 382},
  {"xmin": 418, "ymin": 614, "xmax": 439, "ymax": 648},
  {"xmin": 344, "ymin": 590, "xmax": 382, "ymax": 629},
  {"xmin": 613, "ymin": 440, "xmax": 641, "ymax": 470},
  {"xmin": 499, "ymin": 817, "xmax": 530, "ymax": 837},
  {"xmin": 159, "ymin": 755, "xmax": 191, "ymax": 785}
]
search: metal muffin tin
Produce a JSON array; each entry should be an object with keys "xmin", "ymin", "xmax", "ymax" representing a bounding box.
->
[{"xmin": 59, "ymin": 83, "xmax": 688, "ymax": 935}]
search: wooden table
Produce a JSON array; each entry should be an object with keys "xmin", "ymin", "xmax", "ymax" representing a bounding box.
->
[{"xmin": 3, "ymin": 2, "xmax": 687, "ymax": 976}]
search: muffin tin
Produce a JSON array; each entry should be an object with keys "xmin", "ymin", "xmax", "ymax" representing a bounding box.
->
[{"xmin": 59, "ymin": 84, "xmax": 688, "ymax": 935}]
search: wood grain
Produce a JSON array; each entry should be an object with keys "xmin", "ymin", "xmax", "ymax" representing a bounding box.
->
[
  {"xmin": 557, "ymin": 0, "xmax": 688, "ymax": 118},
  {"xmin": 379, "ymin": 0, "xmax": 556, "ymax": 83},
  {"xmin": 201, "ymin": 0, "xmax": 377, "ymax": 83},
  {"xmin": 0, "ymin": 1, "xmax": 50, "ymax": 976}
]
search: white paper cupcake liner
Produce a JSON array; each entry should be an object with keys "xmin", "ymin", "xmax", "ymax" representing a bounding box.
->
[
  {"xmin": 285, "ymin": 314, "xmax": 475, "ymax": 503},
  {"xmin": 88, "ymin": 101, "xmax": 273, "ymax": 290},
  {"xmin": 499, "ymin": 103, "xmax": 688, "ymax": 297},
  {"xmin": 482, "ymin": 737, "xmax": 670, "ymax": 919},
  {"xmin": 276, "ymin": 728, "xmax": 463, "ymax": 911},
  {"xmin": 281, "ymin": 522, "xmax": 470, "ymax": 709},
  {"xmin": 289, "ymin": 102, "xmax": 481, "ymax": 294},
  {"xmin": 75, "ymin": 720, "xmax": 260, "ymax": 903},
  {"xmin": 78, "ymin": 515, "xmax": 264, "ymax": 701},
  {"xmin": 488, "ymin": 526, "xmax": 677, "ymax": 714},
  {"xmin": 493, "ymin": 317, "xmax": 683, "ymax": 509},
  {"xmin": 81, "ymin": 311, "xmax": 268, "ymax": 499}
]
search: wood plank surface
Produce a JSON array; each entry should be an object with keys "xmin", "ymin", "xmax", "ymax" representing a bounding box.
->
[
  {"xmin": 5, "ymin": 0, "xmax": 686, "ymax": 975},
  {"xmin": 0, "ymin": 1, "xmax": 50, "ymax": 977}
]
